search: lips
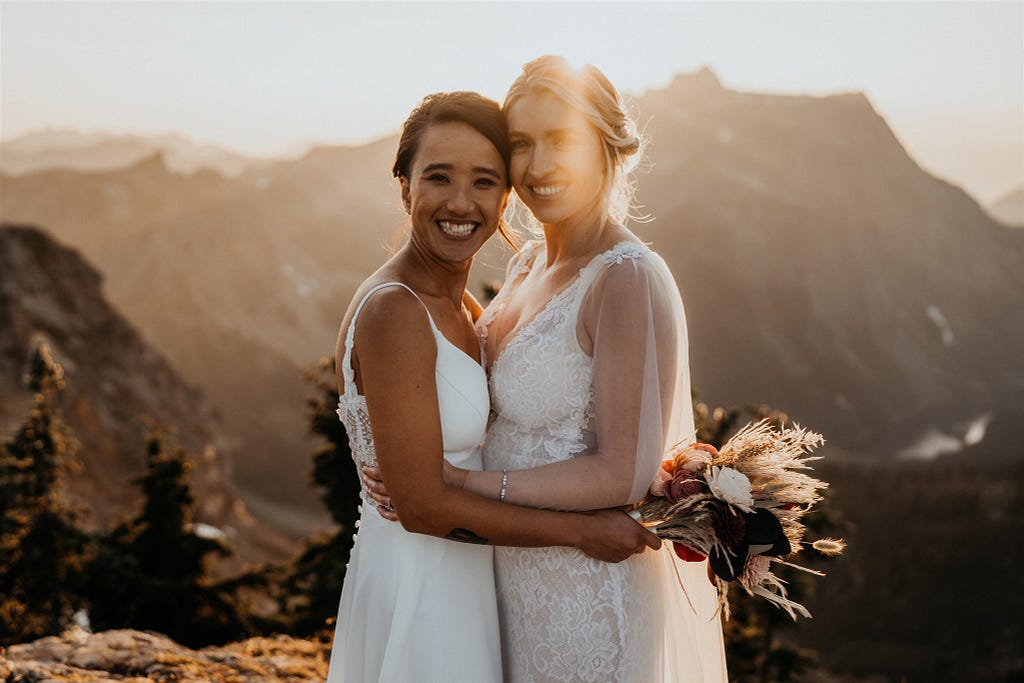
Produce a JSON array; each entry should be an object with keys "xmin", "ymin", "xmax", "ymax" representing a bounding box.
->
[{"xmin": 437, "ymin": 219, "xmax": 479, "ymax": 239}]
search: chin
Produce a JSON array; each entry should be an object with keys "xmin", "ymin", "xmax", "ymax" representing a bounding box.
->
[
  {"xmin": 528, "ymin": 206, "xmax": 572, "ymax": 227},
  {"xmin": 438, "ymin": 235, "xmax": 487, "ymax": 259}
]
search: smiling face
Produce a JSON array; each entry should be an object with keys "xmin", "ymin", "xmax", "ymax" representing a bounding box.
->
[
  {"xmin": 505, "ymin": 89, "xmax": 608, "ymax": 228},
  {"xmin": 400, "ymin": 121, "xmax": 509, "ymax": 263}
]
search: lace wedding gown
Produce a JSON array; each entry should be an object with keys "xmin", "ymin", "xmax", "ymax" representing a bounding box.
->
[
  {"xmin": 327, "ymin": 282, "xmax": 502, "ymax": 683},
  {"xmin": 478, "ymin": 241, "xmax": 727, "ymax": 683}
]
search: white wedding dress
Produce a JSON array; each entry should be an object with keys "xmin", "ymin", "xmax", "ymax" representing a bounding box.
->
[
  {"xmin": 326, "ymin": 282, "xmax": 502, "ymax": 683},
  {"xmin": 477, "ymin": 241, "xmax": 727, "ymax": 683}
]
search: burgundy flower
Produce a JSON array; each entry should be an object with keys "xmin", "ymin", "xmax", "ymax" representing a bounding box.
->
[
  {"xmin": 710, "ymin": 508, "xmax": 790, "ymax": 582},
  {"xmin": 712, "ymin": 502, "xmax": 747, "ymax": 551},
  {"xmin": 665, "ymin": 471, "xmax": 704, "ymax": 509}
]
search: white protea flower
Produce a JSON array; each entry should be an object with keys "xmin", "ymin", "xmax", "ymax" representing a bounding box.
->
[{"xmin": 705, "ymin": 466, "xmax": 754, "ymax": 511}]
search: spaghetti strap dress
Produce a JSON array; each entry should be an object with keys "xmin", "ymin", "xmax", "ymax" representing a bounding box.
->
[{"xmin": 326, "ymin": 281, "xmax": 502, "ymax": 683}]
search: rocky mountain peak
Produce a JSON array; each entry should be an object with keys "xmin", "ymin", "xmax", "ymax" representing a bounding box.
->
[
  {"xmin": 665, "ymin": 66, "xmax": 724, "ymax": 93},
  {"xmin": 0, "ymin": 224, "xmax": 292, "ymax": 566}
]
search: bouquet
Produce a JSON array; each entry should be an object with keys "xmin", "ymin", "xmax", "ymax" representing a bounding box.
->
[{"xmin": 630, "ymin": 419, "xmax": 845, "ymax": 619}]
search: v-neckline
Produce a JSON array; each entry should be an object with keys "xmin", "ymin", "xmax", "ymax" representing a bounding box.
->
[
  {"xmin": 401, "ymin": 285, "xmax": 485, "ymax": 369},
  {"xmin": 434, "ymin": 329, "xmax": 487, "ymax": 378},
  {"xmin": 484, "ymin": 240, "xmax": 638, "ymax": 373}
]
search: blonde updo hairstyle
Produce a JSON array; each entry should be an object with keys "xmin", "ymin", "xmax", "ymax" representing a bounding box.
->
[{"xmin": 503, "ymin": 55, "xmax": 644, "ymax": 227}]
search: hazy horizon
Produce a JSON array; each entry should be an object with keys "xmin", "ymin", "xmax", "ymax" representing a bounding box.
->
[{"xmin": 2, "ymin": 1, "xmax": 1022, "ymax": 204}]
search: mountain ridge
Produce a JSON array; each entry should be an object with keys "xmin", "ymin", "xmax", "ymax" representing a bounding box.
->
[
  {"xmin": 0, "ymin": 224, "xmax": 293, "ymax": 566},
  {"xmin": 1, "ymin": 74, "xmax": 1020, "ymax": 537},
  {"xmin": 0, "ymin": 129, "xmax": 269, "ymax": 179},
  {"xmin": 987, "ymin": 185, "xmax": 1024, "ymax": 227}
]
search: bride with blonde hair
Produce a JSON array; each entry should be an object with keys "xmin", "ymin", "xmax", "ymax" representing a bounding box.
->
[{"xmin": 365, "ymin": 56, "xmax": 728, "ymax": 682}]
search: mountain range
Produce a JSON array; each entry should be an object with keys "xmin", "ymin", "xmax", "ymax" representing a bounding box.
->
[
  {"xmin": 636, "ymin": 69, "xmax": 1023, "ymax": 457},
  {"xmin": 987, "ymin": 185, "xmax": 1024, "ymax": 227},
  {"xmin": 0, "ymin": 225, "xmax": 292, "ymax": 567},
  {"xmin": 1, "ymin": 68, "xmax": 1021, "ymax": 537},
  {"xmin": 0, "ymin": 129, "xmax": 264, "ymax": 178}
]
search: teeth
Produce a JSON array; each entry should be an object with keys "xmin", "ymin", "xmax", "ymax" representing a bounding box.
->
[
  {"xmin": 533, "ymin": 184, "xmax": 566, "ymax": 197},
  {"xmin": 438, "ymin": 220, "xmax": 477, "ymax": 237}
]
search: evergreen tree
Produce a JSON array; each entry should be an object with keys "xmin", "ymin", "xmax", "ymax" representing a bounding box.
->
[
  {"xmin": 267, "ymin": 357, "xmax": 361, "ymax": 635},
  {"xmin": 0, "ymin": 340, "xmax": 87, "ymax": 645},
  {"xmin": 0, "ymin": 438, "xmax": 21, "ymax": 544},
  {"xmin": 84, "ymin": 426, "xmax": 249, "ymax": 646},
  {"xmin": 306, "ymin": 358, "xmax": 362, "ymax": 535}
]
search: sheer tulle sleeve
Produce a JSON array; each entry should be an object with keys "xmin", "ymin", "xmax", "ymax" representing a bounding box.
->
[
  {"xmin": 587, "ymin": 254, "xmax": 727, "ymax": 680},
  {"xmin": 583, "ymin": 250, "xmax": 694, "ymax": 503},
  {"xmin": 477, "ymin": 245, "xmax": 727, "ymax": 679}
]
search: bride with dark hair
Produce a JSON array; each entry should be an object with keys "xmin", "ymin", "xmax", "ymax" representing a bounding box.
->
[{"xmin": 326, "ymin": 90, "xmax": 658, "ymax": 683}]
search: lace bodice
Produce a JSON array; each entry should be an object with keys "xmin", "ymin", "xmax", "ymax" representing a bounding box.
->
[
  {"xmin": 338, "ymin": 282, "xmax": 489, "ymax": 512},
  {"xmin": 477, "ymin": 241, "xmax": 651, "ymax": 475},
  {"xmin": 479, "ymin": 241, "xmax": 665, "ymax": 682},
  {"xmin": 477, "ymin": 239, "xmax": 725, "ymax": 682}
]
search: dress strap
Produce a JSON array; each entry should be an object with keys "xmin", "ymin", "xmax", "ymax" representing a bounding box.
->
[{"xmin": 342, "ymin": 282, "xmax": 438, "ymax": 390}]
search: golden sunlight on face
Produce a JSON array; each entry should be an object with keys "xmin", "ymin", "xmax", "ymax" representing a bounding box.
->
[
  {"xmin": 506, "ymin": 89, "xmax": 607, "ymax": 227},
  {"xmin": 400, "ymin": 121, "xmax": 509, "ymax": 262}
]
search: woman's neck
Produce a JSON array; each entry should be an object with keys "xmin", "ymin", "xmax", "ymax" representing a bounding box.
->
[
  {"xmin": 541, "ymin": 200, "xmax": 612, "ymax": 267},
  {"xmin": 393, "ymin": 240, "xmax": 472, "ymax": 306}
]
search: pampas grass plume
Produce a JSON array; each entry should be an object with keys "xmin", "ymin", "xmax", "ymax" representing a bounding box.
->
[{"xmin": 812, "ymin": 538, "xmax": 846, "ymax": 556}]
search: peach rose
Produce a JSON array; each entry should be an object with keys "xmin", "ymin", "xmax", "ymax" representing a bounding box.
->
[
  {"xmin": 650, "ymin": 468, "xmax": 673, "ymax": 497},
  {"xmin": 665, "ymin": 471, "xmax": 704, "ymax": 506}
]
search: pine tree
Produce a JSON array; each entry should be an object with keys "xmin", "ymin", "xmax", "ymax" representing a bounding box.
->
[
  {"xmin": 84, "ymin": 426, "xmax": 248, "ymax": 646},
  {"xmin": 306, "ymin": 358, "xmax": 362, "ymax": 535},
  {"xmin": 131, "ymin": 429, "xmax": 214, "ymax": 581},
  {"xmin": 266, "ymin": 357, "xmax": 361, "ymax": 635},
  {"xmin": 0, "ymin": 340, "xmax": 87, "ymax": 645}
]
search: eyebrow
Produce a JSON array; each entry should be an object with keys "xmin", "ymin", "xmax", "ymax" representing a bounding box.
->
[
  {"xmin": 421, "ymin": 162, "xmax": 502, "ymax": 180},
  {"xmin": 508, "ymin": 128, "xmax": 577, "ymax": 141}
]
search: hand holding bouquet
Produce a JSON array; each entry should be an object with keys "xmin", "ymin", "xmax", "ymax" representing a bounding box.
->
[{"xmin": 631, "ymin": 420, "xmax": 845, "ymax": 619}]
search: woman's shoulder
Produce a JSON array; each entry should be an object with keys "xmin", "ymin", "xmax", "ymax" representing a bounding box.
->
[
  {"xmin": 336, "ymin": 278, "xmax": 433, "ymax": 385},
  {"xmin": 602, "ymin": 239, "xmax": 651, "ymax": 266},
  {"xmin": 349, "ymin": 279, "xmax": 433, "ymax": 340},
  {"xmin": 585, "ymin": 231, "xmax": 655, "ymax": 276},
  {"xmin": 586, "ymin": 237, "xmax": 676, "ymax": 297}
]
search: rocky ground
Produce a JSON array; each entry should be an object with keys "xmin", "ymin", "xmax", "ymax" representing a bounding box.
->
[
  {"xmin": 0, "ymin": 628, "xmax": 329, "ymax": 682},
  {"xmin": 0, "ymin": 628, "xmax": 914, "ymax": 683}
]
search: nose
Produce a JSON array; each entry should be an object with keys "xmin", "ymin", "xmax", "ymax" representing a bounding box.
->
[
  {"xmin": 528, "ymin": 142, "xmax": 556, "ymax": 178},
  {"xmin": 446, "ymin": 181, "xmax": 473, "ymax": 214}
]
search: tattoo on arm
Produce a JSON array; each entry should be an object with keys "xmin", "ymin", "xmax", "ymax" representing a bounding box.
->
[{"xmin": 445, "ymin": 527, "xmax": 489, "ymax": 545}]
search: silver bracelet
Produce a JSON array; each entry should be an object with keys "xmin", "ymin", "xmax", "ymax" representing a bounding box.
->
[{"xmin": 499, "ymin": 468, "xmax": 510, "ymax": 503}]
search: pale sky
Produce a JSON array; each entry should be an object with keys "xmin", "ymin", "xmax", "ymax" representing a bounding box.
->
[{"xmin": 2, "ymin": 1, "xmax": 1022, "ymax": 203}]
